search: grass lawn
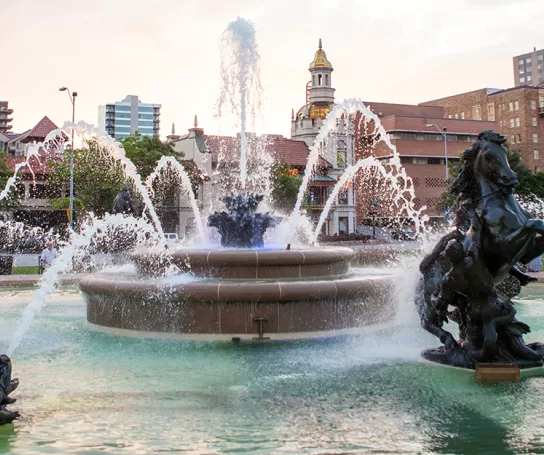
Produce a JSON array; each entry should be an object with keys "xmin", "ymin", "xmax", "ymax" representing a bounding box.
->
[{"xmin": 11, "ymin": 266, "xmax": 41, "ymax": 275}]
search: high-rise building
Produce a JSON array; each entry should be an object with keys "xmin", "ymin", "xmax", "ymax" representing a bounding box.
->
[
  {"xmin": 513, "ymin": 47, "xmax": 544, "ymax": 86},
  {"xmin": 0, "ymin": 101, "xmax": 14, "ymax": 134},
  {"xmin": 98, "ymin": 95, "xmax": 161, "ymax": 139}
]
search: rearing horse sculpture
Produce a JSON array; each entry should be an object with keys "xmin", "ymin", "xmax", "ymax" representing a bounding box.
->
[{"xmin": 416, "ymin": 130, "xmax": 544, "ymax": 368}]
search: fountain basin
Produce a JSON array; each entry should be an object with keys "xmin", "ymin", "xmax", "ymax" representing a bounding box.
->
[{"xmin": 80, "ymin": 247, "xmax": 396, "ymax": 340}]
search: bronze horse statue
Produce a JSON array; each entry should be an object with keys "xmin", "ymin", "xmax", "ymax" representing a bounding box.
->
[{"xmin": 416, "ymin": 130, "xmax": 544, "ymax": 368}]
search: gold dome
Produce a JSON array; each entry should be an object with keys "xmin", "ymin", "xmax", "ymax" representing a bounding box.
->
[
  {"xmin": 309, "ymin": 104, "xmax": 331, "ymax": 120},
  {"xmin": 309, "ymin": 39, "xmax": 332, "ymax": 69}
]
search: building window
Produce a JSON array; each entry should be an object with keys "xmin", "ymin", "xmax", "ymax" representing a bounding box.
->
[
  {"xmin": 337, "ymin": 150, "xmax": 347, "ymax": 168},
  {"xmin": 534, "ymin": 150, "xmax": 539, "ymax": 160},
  {"xmin": 472, "ymin": 105, "xmax": 481, "ymax": 120},
  {"xmin": 509, "ymin": 102, "xmax": 514, "ymax": 111},
  {"xmin": 510, "ymin": 118, "xmax": 515, "ymax": 128},
  {"xmin": 515, "ymin": 117, "xmax": 520, "ymax": 127},
  {"xmin": 527, "ymin": 58, "xmax": 532, "ymax": 63},
  {"xmin": 514, "ymin": 101, "xmax": 519, "ymax": 110},
  {"xmin": 520, "ymin": 77, "xmax": 526, "ymax": 83},
  {"xmin": 454, "ymin": 113, "xmax": 458, "ymax": 119},
  {"xmin": 531, "ymin": 100, "xmax": 537, "ymax": 109},
  {"xmin": 460, "ymin": 112, "xmax": 465, "ymax": 119},
  {"xmin": 517, "ymin": 133, "xmax": 522, "ymax": 143},
  {"xmin": 528, "ymin": 75, "xmax": 532, "ymax": 82},
  {"xmin": 533, "ymin": 133, "xmax": 539, "ymax": 143},
  {"xmin": 325, "ymin": 74, "xmax": 329, "ymax": 86},
  {"xmin": 520, "ymin": 68, "xmax": 525, "ymax": 74},
  {"xmin": 448, "ymin": 114, "xmax": 452, "ymax": 118},
  {"xmin": 318, "ymin": 74, "xmax": 322, "ymax": 86},
  {"xmin": 539, "ymin": 54, "xmax": 543, "ymax": 61},
  {"xmin": 532, "ymin": 117, "xmax": 538, "ymax": 127},
  {"xmin": 537, "ymin": 167, "xmax": 541, "ymax": 173},
  {"xmin": 487, "ymin": 103, "xmax": 494, "ymax": 121},
  {"xmin": 519, "ymin": 59, "xmax": 524, "ymax": 65},
  {"xmin": 511, "ymin": 135, "xmax": 516, "ymax": 144},
  {"xmin": 338, "ymin": 188, "xmax": 349, "ymax": 205}
]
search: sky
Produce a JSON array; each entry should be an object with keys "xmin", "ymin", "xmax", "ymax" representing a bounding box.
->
[{"xmin": 2, "ymin": 0, "xmax": 543, "ymax": 139}]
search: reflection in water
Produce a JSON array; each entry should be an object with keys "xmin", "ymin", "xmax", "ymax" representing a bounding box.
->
[{"xmin": 0, "ymin": 289, "xmax": 543, "ymax": 454}]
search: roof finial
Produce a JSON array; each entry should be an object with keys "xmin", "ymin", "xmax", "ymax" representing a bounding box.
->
[
  {"xmin": 319, "ymin": 38, "xmax": 322, "ymax": 50},
  {"xmin": 172, "ymin": 122, "xmax": 175, "ymax": 135},
  {"xmin": 194, "ymin": 115, "xmax": 198, "ymax": 128},
  {"xmin": 291, "ymin": 108, "xmax": 294, "ymax": 120}
]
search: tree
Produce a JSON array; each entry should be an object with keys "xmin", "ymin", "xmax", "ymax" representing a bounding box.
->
[
  {"xmin": 0, "ymin": 152, "xmax": 20, "ymax": 212},
  {"xmin": 121, "ymin": 132, "xmax": 184, "ymax": 179},
  {"xmin": 47, "ymin": 139, "xmax": 126, "ymax": 217},
  {"xmin": 270, "ymin": 163, "xmax": 302, "ymax": 212}
]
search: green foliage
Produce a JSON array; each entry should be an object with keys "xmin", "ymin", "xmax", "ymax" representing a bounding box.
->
[
  {"xmin": 0, "ymin": 152, "xmax": 20, "ymax": 211},
  {"xmin": 47, "ymin": 139, "xmax": 126, "ymax": 217},
  {"xmin": 121, "ymin": 132, "xmax": 184, "ymax": 179},
  {"xmin": 270, "ymin": 163, "xmax": 302, "ymax": 212}
]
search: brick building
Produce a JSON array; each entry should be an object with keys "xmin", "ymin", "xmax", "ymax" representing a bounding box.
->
[
  {"xmin": 0, "ymin": 101, "xmax": 13, "ymax": 134},
  {"xmin": 420, "ymin": 84, "xmax": 544, "ymax": 171},
  {"xmin": 354, "ymin": 103, "xmax": 495, "ymax": 220}
]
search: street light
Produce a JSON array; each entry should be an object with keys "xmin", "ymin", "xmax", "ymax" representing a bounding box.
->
[
  {"xmin": 59, "ymin": 87, "xmax": 77, "ymax": 229},
  {"xmin": 426, "ymin": 123, "xmax": 448, "ymax": 179}
]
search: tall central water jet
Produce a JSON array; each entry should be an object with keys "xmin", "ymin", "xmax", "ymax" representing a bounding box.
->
[{"xmin": 217, "ymin": 17, "xmax": 262, "ymax": 189}]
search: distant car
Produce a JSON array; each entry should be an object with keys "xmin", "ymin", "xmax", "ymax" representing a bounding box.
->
[
  {"xmin": 164, "ymin": 233, "xmax": 180, "ymax": 244},
  {"xmin": 391, "ymin": 227, "xmax": 418, "ymax": 241}
]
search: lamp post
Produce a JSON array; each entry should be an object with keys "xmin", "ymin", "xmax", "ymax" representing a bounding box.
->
[
  {"xmin": 426, "ymin": 123, "xmax": 448, "ymax": 179},
  {"xmin": 59, "ymin": 87, "xmax": 77, "ymax": 229}
]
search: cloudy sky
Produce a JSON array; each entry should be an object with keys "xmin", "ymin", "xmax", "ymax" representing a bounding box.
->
[{"xmin": 2, "ymin": 0, "xmax": 543, "ymax": 138}]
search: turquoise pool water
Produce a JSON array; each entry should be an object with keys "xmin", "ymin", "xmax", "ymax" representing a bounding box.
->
[{"xmin": 0, "ymin": 285, "xmax": 543, "ymax": 454}]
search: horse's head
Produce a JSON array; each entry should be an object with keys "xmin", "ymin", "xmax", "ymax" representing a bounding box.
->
[
  {"xmin": 474, "ymin": 131, "xmax": 518, "ymax": 194},
  {"xmin": 452, "ymin": 131, "xmax": 517, "ymax": 199}
]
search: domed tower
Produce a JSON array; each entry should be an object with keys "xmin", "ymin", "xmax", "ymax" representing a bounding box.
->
[{"xmin": 291, "ymin": 39, "xmax": 336, "ymax": 147}]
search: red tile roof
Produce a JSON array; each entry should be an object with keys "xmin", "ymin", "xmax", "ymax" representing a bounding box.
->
[
  {"xmin": 10, "ymin": 116, "xmax": 58, "ymax": 143},
  {"xmin": 202, "ymin": 134, "xmax": 331, "ymax": 169},
  {"xmin": 1, "ymin": 154, "xmax": 56, "ymax": 176}
]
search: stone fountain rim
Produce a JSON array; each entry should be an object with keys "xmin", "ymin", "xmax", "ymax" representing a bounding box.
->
[{"xmin": 131, "ymin": 246, "xmax": 356, "ymax": 267}]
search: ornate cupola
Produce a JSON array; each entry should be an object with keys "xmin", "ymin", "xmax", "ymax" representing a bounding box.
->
[{"xmin": 308, "ymin": 39, "xmax": 335, "ymax": 105}]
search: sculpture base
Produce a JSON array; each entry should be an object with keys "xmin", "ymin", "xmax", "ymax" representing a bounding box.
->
[{"xmin": 422, "ymin": 342, "xmax": 544, "ymax": 370}]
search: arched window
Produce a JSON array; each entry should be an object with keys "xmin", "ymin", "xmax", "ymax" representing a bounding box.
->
[
  {"xmin": 318, "ymin": 74, "xmax": 322, "ymax": 86},
  {"xmin": 325, "ymin": 74, "xmax": 329, "ymax": 86},
  {"xmin": 312, "ymin": 75, "xmax": 316, "ymax": 86}
]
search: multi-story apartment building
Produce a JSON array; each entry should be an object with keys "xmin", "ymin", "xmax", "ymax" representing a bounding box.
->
[
  {"xmin": 420, "ymin": 84, "xmax": 544, "ymax": 172},
  {"xmin": 0, "ymin": 101, "xmax": 14, "ymax": 134},
  {"xmin": 353, "ymin": 103, "xmax": 495, "ymax": 221},
  {"xmin": 98, "ymin": 95, "xmax": 161, "ymax": 139},
  {"xmin": 513, "ymin": 47, "xmax": 544, "ymax": 87}
]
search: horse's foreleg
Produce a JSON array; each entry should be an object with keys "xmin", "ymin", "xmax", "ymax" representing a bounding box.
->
[{"xmin": 519, "ymin": 234, "xmax": 544, "ymax": 265}]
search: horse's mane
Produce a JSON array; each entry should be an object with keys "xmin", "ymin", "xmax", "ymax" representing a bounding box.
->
[{"xmin": 450, "ymin": 130, "xmax": 507, "ymax": 200}]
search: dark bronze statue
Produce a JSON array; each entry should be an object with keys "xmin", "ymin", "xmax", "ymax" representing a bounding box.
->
[
  {"xmin": 112, "ymin": 186, "xmax": 136, "ymax": 215},
  {"xmin": 416, "ymin": 131, "xmax": 544, "ymax": 369},
  {"xmin": 208, "ymin": 194, "xmax": 279, "ymax": 248},
  {"xmin": 0, "ymin": 355, "xmax": 19, "ymax": 425}
]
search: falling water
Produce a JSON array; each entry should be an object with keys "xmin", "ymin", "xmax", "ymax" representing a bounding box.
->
[
  {"xmin": 6, "ymin": 214, "xmax": 160, "ymax": 356},
  {"xmin": 217, "ymin": 17, "xmax": 262, "ymax": 189},
  {"xmin": 146, "ymin": 156, "xmax": 208, "ymax": 243},
  {"xmin": 0, "ymin": 121, "xmax": 165, "ymax": 238},
  {"xmin": 287, "ymin": 98, "xmax": 425, "ymax": 245}
]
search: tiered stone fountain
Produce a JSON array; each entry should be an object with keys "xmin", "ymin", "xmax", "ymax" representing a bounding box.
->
[{"xmin": 80, "ymin": 195, "xmax": 395, "ymax": 340}]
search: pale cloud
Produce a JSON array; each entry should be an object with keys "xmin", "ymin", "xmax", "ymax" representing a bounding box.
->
[{"xmin": 2, "ymin": 0, "xmax": 543, "ymax": 138}]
